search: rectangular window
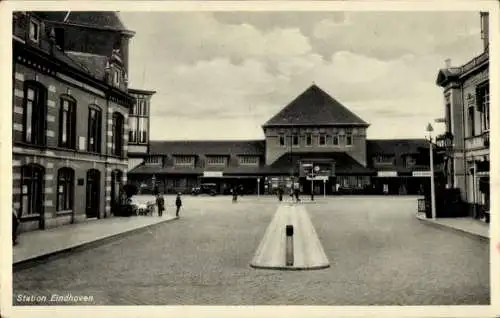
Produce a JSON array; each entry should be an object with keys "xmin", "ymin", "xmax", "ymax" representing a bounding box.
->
[
  {"xmin": 138, "ymin": 117, "xmax": 148, "ymax": 143},
  {"xmin": 477, "ymin": 84, "xmax": 490, "ymax": 132},
  {"xmin": 112, "ymin": 113, "xmax": 124, "ymax": 157},
  {"xmin": 29, "ymin": 19, "xmax": 39, "ymax": 42},
  {"xmin": 319, "ymin": 134, "xmax": 326, "ymax": 146},
  {"xmin": 468, "ymin": 106, "xmax": 475, "ymax": 136},
  {"xmin": 279, "ymin": 134, "xmax": 285, "ymax": 147},
  {"xmin": 239, "ymin": 156, "xmax": 259, "ymax": 165},
  {"xmin": 57, "ymin": 169, "xmax": 74, "ymax": 211},
  {"xmin": 375, "ymin": 155, "xmax": 394, "ymax": 165},
  {"xmin": 346, "ymin": 134, "xmax": 353, "ymax": 146},
  {"xmin": 23, "ymin": 83, "xmax": 46, "ymax": 146},
  {"xmin": 87, "ymin": 107, "xmax": 102, "ymax": 153},
  {"xmin": 305, "ymin": 134, "xmax": 312, "ymax": 146},
  {"xmin": 128, "ymin": 117, "xmax": 138, "ymax": 143},
  {"xmin": 25, "ymin": 87, "xmax": 35, "ymax": 143},
  {"xmin": 292, "ymin": 135, "xmax": 299, "ymax": 146},
  {"xmin": 130, "ymin": 101, "xmax": 137, "ymax": 115},
  {"xmin": 174, "ymin": 156, "xmax": 194, "ymax": 165},
  {"xmin": 145, "ymin": 156, "xmax": 161, "ymax": 165},
  {"xmin": 207, "ymin": 156, "xmax": 227, "ymax": 165},
  {"xmin": 59, "ymin": 98, "xmax": 76, "ymax": 149},
  {"xmin": 445, "ymin": 103, "xmax": 452, "ymax": 133},
  {"xmin": 333, "ymin": 134, "xmax": 339, "ymax": 146},
  {"xmin": 113, "ymin": 69, "xmax": 121, "ymax": 86}
]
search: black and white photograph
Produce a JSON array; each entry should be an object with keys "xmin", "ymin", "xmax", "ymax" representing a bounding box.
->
[{"xmin": 1, "ymin": 0, "xmax": 498, "ymax": 316}]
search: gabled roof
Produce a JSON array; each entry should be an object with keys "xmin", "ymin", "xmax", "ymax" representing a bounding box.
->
[
  {"xmin": 34, "ymin": 11, "xmax": 131, "ymax": 33},
  {"xmin": 366, "ymin": 139, "xmax": 429, "ymax": 156},
  {"xmin": 149, "ymin": 140, "xmax": 266, "ymax": 156},
  {"xmin": 262, "ymin": 84, "xmax": 368, "ymax": 127}
]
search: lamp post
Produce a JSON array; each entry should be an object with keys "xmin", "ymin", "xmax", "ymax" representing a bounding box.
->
[{"xmin": 426, "ymin": 123, "xmax": 436, "ymax": 220}]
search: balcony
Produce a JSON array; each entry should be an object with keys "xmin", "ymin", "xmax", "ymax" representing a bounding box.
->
[
  {"xmin": 465, "ymin": 131, "xmax": 489, "ymax": 150},
  {"xmin": 461, "ymin": 51, "xmax": 489, "ymax": 75},
  {"xmin": 435, "ymin": 132, "xmax": 453, "ymax": 155}
]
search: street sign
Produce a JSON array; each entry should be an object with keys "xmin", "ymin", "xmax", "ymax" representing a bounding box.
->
[
  {"xmin": 203, "ymin": 171, "xmax": 223, "ymax": 177},
  {"xmin": 377, "ymin": 171, "xmax": 398, "ymax": 177},
  {"xmin": 412, "ymin": 171, "xmax": 431, "ymax": 177}
]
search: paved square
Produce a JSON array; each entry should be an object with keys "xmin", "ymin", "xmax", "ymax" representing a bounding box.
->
[{"xmin": 13, "ymin": 196, "xmax": 489, "ymax": 305}]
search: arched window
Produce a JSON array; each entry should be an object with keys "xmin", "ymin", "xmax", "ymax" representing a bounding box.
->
[
  {"xmin": 23, "ymin": 81, "xmax": 47, "ymax": 146},
  {"xmin": 57, "ymin": 168, "xmax": 75, "ymax": 211},
  {"xmin": 59, "ymin": 95, "xmax": 77, "ymax": 149},
  {"xmin": 111, "ymin": 112, "xmax": 124, "ymax": 157},
  {"xmin": 87, "ymin": 105, "xmax": 102, "ymax": 153},
  {"xmin": 20, "ymin": 164, "xmax": 45, "ymax": 216}
]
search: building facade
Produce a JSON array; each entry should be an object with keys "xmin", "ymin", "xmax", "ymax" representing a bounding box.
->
[
  {"xmin": 127, "ymin": 88, "xmax": 156, "ymax": 172},
  {"xmin": 128, "ymin": 85, "xmax": 440, "ymax": 196},
  {"xmin": 12, "ymin": 11, "xmax": 153, "ymax": 232},
  {"xmin": 435, "ymin": 12, "xmax": 490, "ymax": 221}
]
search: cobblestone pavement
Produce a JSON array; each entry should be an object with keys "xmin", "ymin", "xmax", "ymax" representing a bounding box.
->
[{"xmin": 13, "ymin": 196, "xmax": 489, "ymax": 305}]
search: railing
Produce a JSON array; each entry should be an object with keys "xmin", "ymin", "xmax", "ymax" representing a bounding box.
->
[
  {"xmin": 461, "ymin": 51, "xmax": 489, "ymax": 74},
  {"xmin": 465, "ymin": 131, "xmax": 489, "ymax": 150}
]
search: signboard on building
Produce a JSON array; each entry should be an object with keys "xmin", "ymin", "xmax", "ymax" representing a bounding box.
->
[
  {"xmin": 377, "ymin": 171, "xmax": 398, "ymax": 177},
  {"xmin": 203, "ymin": 171, "xmax": 223, "ymax": 178},
  {"xmin": 306, "ymin": 175, "xmax": 329, "ymax": 181},
  {"xmin": 412, "ymin": 171, "xmax": 431, "ymax": 177}
]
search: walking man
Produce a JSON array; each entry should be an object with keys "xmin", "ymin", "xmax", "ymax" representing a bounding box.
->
[
  {"xmin": 175, "ymin": 192, "xmax": 182, "ymax": 218},
  {"xmin": 156, "ymin": 193, "xmax": 165, "ymax": 217}
]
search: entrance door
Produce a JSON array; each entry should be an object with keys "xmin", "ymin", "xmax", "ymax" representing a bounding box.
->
[
  {"xmin": 20, "ymin": 164, "xmax": 45, "ymax": 229},
  {"xmin": 110, "ymin": 170, "xmax": 123, "ymax": 215},
  {"xmin": 86, "ymin": 169, "xmax": 101, "ymax": 218}
]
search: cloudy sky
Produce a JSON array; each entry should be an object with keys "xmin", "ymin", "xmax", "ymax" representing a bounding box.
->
[{"xmin": 120, "ymin": 11, "xmax": 483, "ymax": 141}]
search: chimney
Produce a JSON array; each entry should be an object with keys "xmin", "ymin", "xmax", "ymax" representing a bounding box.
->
[
  {"xmin": 480, "ymin": 12, "xmax": 489, "ymax": 51},
  {"xmin": 444, "ymin": 58, "xmax": 451, "ymax": 68}
]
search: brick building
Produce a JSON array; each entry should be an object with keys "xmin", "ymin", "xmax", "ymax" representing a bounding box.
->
[
  {"xmin": 128, "ymin": 85, "xmax": 440, "ymax": 195},
  {"xmin": 12, "ymin": 11, "xmax": 154, "ymax": 232},
  {"xmin": 435, "ymin": 12, "xmax": 490, "ymax": 221}
]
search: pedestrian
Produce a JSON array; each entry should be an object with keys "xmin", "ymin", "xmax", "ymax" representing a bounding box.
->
[
  {"xmin": 12, "ymin": 205, "xmax": 19, "ymax": 245},
  {"xmin": 175, "ymin": 192, "xmax": 182, "ymax": 217},
  {"xmin": 156, "ymin": 193, "xmax": 165, "ymax": 217},
  {"xmin": 232, "ymin": 187, "xmax": 238, "ymax": 203},
  {"xmin": 294, "ymin": 188, "xmax": 301, "ymax": 202},
  {"xmin": 278, "ymin": 187, "xmax": 283, "ymax": 202}
]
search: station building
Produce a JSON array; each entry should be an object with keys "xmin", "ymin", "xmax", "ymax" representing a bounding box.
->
[
  {"xmin": 435, "ymin": 12, "xmax": 490, "ymax": 221},
  {"xmin": 11, "ymin": 11, "xmax": 154, "ymax": 232},
  {"xmin": 128, "ymin": 84, "xmax": 441, "ymax": 196}
]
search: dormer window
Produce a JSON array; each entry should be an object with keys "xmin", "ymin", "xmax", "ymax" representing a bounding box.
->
[
  {"xmin": 113, "ymin": 69, "xmax": 121, "ymax": 87},
  {"xmin": 29, "ymin": 19, "xmax": 40, "ymax": 43}
]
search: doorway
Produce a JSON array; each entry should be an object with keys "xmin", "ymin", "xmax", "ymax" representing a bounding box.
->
[
  {"xmin": 20, "ymin": 164, "xmax": 45, "ymax": 229},
  {"xmin": 86, "ymin": 169, "xmax": 101, "ymax": 218},
  {"xmin": 110, "ymin": 170, "xmax": 123, "ymax": 215}
]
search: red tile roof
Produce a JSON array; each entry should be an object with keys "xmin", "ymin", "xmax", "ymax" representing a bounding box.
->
[{"xmin": 263, "ymin": 84, "xmax": 369, "ymax": 127}]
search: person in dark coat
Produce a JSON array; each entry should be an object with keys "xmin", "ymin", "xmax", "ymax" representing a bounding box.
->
[
  {"xmin": 294, "ymin": 188, "xmax": 301, "ymax": 202},
  {"xmin": 232, "ymin": 187, "xmax": 238, "ymax": 203},
  {"xmin": 278, "ymin": 188, "xmax": 283, "ymax": 202},
  {"xmin": 175, "ymin": 192, "xmax": 182, "ymax": 217},
  {"xmin": 12, "ymin": 206, "xmax": 19, "ymax": 245},
  {"xmin": 156, "ymin": 193, "xmax": 165, "ymax": 217}
]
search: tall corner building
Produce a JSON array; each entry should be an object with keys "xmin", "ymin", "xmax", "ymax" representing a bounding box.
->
[
  {"xmin": 12, "ymin": 11, "xmax": 155, "ymax": 232},
  {"xmin": 435, "ymin": 11, "xmax": 490, "ymax": 221}
]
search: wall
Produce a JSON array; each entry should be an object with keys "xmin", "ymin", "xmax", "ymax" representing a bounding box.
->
[{"xmin": 263, "ymin": 126, "xmax": 367, "ymax": 166}]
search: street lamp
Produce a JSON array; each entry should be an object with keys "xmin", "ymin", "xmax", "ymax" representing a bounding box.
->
[{"xmin": 426, "ymin": 123, "xmax": 437, "ymax": 220}]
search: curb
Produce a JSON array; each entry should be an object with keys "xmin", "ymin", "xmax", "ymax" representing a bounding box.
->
[
  {"xmin": 249, "ymin": 263, "xmax": 330, "ymax": 271},
  {"xmin": 416, "ymin": 216, "xmax": 489, "ymax": 242},
  {"xmin": 13, "ymin": 216, "xmax": 179, "ymax": 271}
]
